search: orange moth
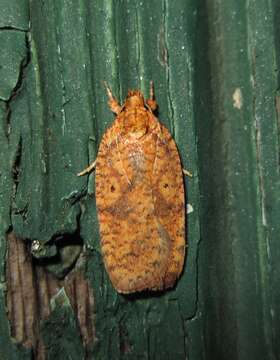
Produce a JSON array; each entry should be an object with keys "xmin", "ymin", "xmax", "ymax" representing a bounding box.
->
[{"xmin": 78, "ymin": 82, "xmax": 188, "ymax": 293}]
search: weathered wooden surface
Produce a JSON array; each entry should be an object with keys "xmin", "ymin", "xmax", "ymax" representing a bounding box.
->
[
  {"xmin": 5, "ymin": 233, "xmax": 94, "ymax": 359},
  {"xmin": 0, "ymin": 0, "xmax": 279, "ymax": 359}
]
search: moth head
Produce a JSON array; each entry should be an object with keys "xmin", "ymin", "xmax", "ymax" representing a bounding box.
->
[
  {"xmin": 121, "ymin": 93, "xmax": 147, "ymax": 139},
  {"xmin": 125, "ymin": 90, "xmax": 145, "ymax": 108}
]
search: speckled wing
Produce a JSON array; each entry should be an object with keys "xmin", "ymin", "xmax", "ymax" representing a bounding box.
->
[
  {"xmin": 95, "ymin": 114, "xmax": 185, "ymax": 293},
  {"xmin": 151, "ymin": 122, "xmax": 185, "ymax": 289}
]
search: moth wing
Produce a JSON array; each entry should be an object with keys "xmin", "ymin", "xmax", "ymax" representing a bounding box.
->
[
  {"xmin": 95, "ymin": 120, "xmax": 160, "ymax": 293},
  {"xmin": 151, "ymin": 122, "xmax": 186, "ymax": 288},
  {"xmin": 95, "ymin": 116, "xmax": 185, "ymax": 293}
]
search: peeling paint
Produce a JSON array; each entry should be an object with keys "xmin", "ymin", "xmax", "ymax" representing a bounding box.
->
[
  {"xmin": 232, "ymin": 87, "xmax": 243, "ymax": 109},
  {"xmin": 187, "ymin": 203, "xmax": 194, "ymax": 214}
]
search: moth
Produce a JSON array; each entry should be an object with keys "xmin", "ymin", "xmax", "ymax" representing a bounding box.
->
[{"xmin": 78, "ymin": 82, "xmax": 188, "ymax": 293}]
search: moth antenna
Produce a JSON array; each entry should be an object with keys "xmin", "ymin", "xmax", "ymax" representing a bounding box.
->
[
  {"xmin": 104, "ymin": 81, "xmax": 114, "ymax": 101},
  {"xmin": 149, "ymin": 80, "xmax": 154, "ymax": 100},
  {"xmin": 146, "ymin": 80, "xmax": 157, "ymax": 111},
  {"xmin": 103, "ymin": 81, "xmax": 122, "ymax": 114}
]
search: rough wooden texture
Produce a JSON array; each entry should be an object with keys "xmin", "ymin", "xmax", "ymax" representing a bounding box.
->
[
  {"xmin": 6, "ymin": 233, "xmax": 94, "ymax": 359},
  {"xmin": 195, "ymin": 1, "xmax": 280, "ymax": 359},
  {"xmin": 0, "ymin": 0, "xmax": 279, "ymax": 359}
]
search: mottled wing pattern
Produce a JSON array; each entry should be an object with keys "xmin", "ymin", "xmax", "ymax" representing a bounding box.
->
[
  {"xmin": 151, "ymin": 121, "xmax": 185, "ymax": 288},
  {"xmin": 95, "ymin": 114, "xmax": 185, "ymax": 293}
]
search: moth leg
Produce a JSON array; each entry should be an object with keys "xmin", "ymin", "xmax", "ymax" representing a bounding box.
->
[
  {"xmin": 183, "ymin": 168, "xmax": 193, "ymax": 177},
  {"xmin": 77, "ymin": 160, "xmax": 96, "ymax": 176},
  {"xmin": 104, "ymin": 81, "xmax": 122, "ymax": 114},
  {"xmin": 146, "ymin": 80, "xmax": 158, "ymax": 111}
]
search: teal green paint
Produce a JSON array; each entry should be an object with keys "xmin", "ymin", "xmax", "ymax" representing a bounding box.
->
[
  {"xmin": 0, "ymin": 101, "xmax": 29, "ymax": 360},
  {"xmin": 0, "ymin": 31, "xmax": 27, "ymax": 101},
  {"xmin": 195, "ymin": 0, "xmax": 280, "ymax": 359},
  {"xmin": 0, "ymin": 0, "xmax": 29, "ymax": 30},
  {"xmin": 248, "ymin": 0, "xmax": 280, "ymax": 356},
  {"xmin": 0, "ymin": 29, "xmax": 28, "ymax": 358},
  {"xmin": 11, "ymin": 1, "xmax": 87, "ymax": 244},
  {"xmin": 0, "ymin": 102, "xmax": 10, "ymax": 276},
  {"xmin": 41, "ymin": 289, "xmax": 85, "ymax": 360}
]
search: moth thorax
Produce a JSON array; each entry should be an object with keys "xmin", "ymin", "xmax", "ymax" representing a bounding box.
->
[{"xmin": 123, "ymin": 109, "xmax": 148, "ymax": 139}]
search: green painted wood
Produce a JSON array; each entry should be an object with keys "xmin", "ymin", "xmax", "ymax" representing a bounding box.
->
[
  {"xmin": 41, "ymin": 288, "xmax": 85, "ymax": 359},
  {"xmin": 0, "ymin": 0, "xmax": 29, "ymax": 30},
  {"xmin": 0, "ymin": 0, "xmax": 279, "ymax": 359},
  {"xmin": 0, "ymin": 3, "xmax": 31, "ymax": 356},
  {"xmin": 196, "ymin": 0, "xmax": 280, "ymax": 359}
]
